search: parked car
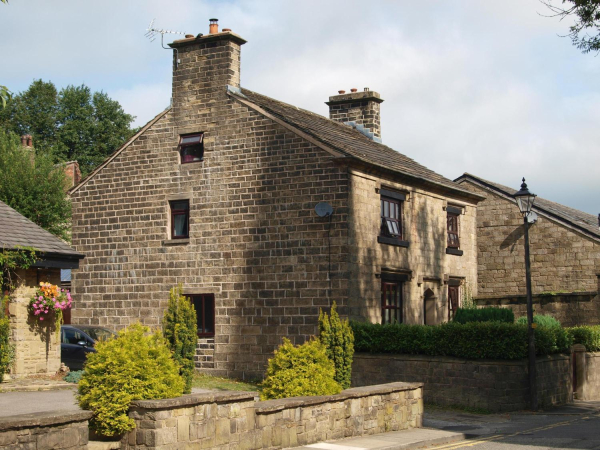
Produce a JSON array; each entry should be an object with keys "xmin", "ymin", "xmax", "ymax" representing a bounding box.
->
[{"xmin": 60, "ymin": 325, "xmax": 116, "ymax": 371}]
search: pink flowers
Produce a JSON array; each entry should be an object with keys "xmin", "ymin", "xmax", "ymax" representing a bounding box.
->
[{"xmin": 28, "ymin": 282, "xmax": 72, "ymax": 324}]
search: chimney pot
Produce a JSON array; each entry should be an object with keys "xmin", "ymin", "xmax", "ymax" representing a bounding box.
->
[
  {"xmin": 222, "ymin": 28, "xmax": 231, "ymax": 32},
  {"xmin": 209, "ymin": 18, "xmax": 219, "ymax": 34},
  {"xmin": 338, "ymin": 90, "xmax": 345, "ymax": 94},
  {"xmin": 21, "ymin": 135, "xmax": 27, "ymax": 147},
  {"xmin": 27, "ymin": 135, "xmax": 32, "ymax": 147},
  {"xmin": 364, "ymin": 87, "xmax": 369, "ymax": 92},
  {"xmin": 350, "ymin": 88, "xmax": 357, "ymax": 93},
  {"xmin": 185, "ymin": 34, "xmax": 194, "ymax": 38}
]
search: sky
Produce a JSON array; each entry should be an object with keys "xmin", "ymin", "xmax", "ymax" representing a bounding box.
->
[{"xmin": 1, "ymin": 0, "xmax": 598, "ymax": 216}]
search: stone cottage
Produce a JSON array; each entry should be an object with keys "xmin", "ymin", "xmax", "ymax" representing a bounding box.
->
[
  {"xmin": 455, "ymin": 173, "xmax": 600, "ymax": 326},
  {"xmin": 69, "ymin": 19, "xmax": 483, "ymax": 378},
  {"xmin": 0, "ymin": 200, "xmax": 84, "ymax": 376}
]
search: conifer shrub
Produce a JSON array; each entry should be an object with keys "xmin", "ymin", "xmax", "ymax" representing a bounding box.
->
[
  {"xmin": 0, "ymin": 295, "xmax": 13, "ymax": 379},
  {"xmin": 453, "ymin": 307, "xmax": 514, "ymax": 324},
  {"xmin": 516, "ymin": 314, "xmax": 561, "ymax": 328},
  {"xmin": 77, "ymin": 323, "xmax": 184, "ymax": 437},
  {"xmin": 318, "ymin": 301, "xmax": 354, "ymax": 389},
  {"xmin": 260, "ymin": 338, "xmax": 341, "ymax": 400},
  {"xmin": 163, "ymin": 285, "xmax": 198, "ymax": 394}
]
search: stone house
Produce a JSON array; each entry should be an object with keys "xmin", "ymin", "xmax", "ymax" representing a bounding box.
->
[
  {"xmin": 69, "ymin": 20, "xmax": 483, "ymax": 378},
  {"xmin": 455, "ymin": 173, "xmax": 600, "ymax": 326},
  {"xmin": 0, "ymin": 200, "xmax": 84, "ymax": 376}
]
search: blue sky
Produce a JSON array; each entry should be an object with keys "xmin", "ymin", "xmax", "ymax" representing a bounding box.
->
[{"xmin": 2, "ymin": 0, "xmax": 598, "ymax": 216}]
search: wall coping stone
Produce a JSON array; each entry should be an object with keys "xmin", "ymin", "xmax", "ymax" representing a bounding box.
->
[
  {"xmin": 354, "ymin": 352, "xmax": 570, "ymax": 366},
  {"xmin": 255, "ymin": 382, "xmax": 422, "ymax": 414},
  {"xmin": 130, "ymin": 390, "xmax": 257, "ymax": 410},
  {"xmin": 0, "ymin": 410, "xmax": 92, "ymax": 432}
]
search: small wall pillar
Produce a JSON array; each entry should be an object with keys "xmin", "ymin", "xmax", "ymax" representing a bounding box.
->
[{"xmin": 572, "ymin": 344, "xmax": 586, "ymax": 400}]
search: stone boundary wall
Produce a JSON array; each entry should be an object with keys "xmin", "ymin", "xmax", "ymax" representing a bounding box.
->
[
  {"xmin": 573, "ymin": 347, "xmax": 600, "ymax": 401},
  {"xmin": 352, "ymin": 353, "xmax": 572, "ymax": 412},
  {"xmin": 476, "ymin": 291, "xmax": 600, "ymax": 327},
  {"xmin": 0, "ymin": 410, "xmax": 91, "ymax": 449},
  {"xmin": 122, "ymin": 382, "xmax": 423, "ymax": 449}
]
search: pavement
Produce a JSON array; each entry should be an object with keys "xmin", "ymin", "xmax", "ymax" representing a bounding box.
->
[{"xmin": 2, "ymin": 377, "xmax": 600, "ymax": 449}]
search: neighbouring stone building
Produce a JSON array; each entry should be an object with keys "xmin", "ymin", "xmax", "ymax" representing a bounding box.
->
[
  {"xmin": 455, "ymin": 173, "xmax": 600, "ymax": 326},
  {"xmin": 0, "ymin": 200, "xmax": 84, "ymax": 377},
  {"xmin": 69, "ymin": 19, "xmax": 483, "ymax": 378}
]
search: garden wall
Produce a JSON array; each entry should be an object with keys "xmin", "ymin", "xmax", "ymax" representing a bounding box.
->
[
  {"xmin": 0, "ymin": 410, "xmax": 91, "ymax": 449},
  {"xmin": 352, "ymin": 353, "xmax": 572, "ymax": 412},
  {"xmin": 573, "ymin": 347, "xmax": 600, "ymax": 401},
  {"xmin": 122, "ymin": 382, "xmax": 423, "ymax": 449}
]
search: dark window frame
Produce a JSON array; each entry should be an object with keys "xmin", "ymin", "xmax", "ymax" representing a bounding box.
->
[
  {"xmin": 448, "ymin": 282, "xmax": 461, "ymax": 321},
  {"xmin": 381, "ymin": 280, "xmax": 403, "ymax": 324},
  {"xmin": 169, "ymin": 200, "xmax": 190, "ymax": 239},
  {"xmin": 447, "ymin": 212, "xmax": 460, "ymax": 248},
  {"xmin": 189, "ymin": 294, "xmax": 215, "ymax": 337},
  {"xmin": 178, "ymin": 133, "xmax": 204, "ymax": 164}
]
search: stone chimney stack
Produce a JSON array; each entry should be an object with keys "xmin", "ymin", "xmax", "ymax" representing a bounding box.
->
[
  {"xmin": 63, "ymin": 161, "xmax": 81, "ymax": 188},
  {"xmin": 326, "ymin": 88, "xmax": 383, "ymax": 142},
  {"xmin": 20, "ymin": 134, "xmax": 35, "ymax": 164},
  {"xmin": 169, "ymin": 19, "xmax": 246, "ymax": 134}
]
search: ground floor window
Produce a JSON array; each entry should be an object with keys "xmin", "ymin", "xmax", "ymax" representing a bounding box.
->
[
  {"xmin": 448, "ymin": 282, "xmax": 461, "ymax": 320},
  {"xmin": 189, "ymin": 294, "xmax": 215, "ymax": 337},
  {"xmin": 381, "ymin": 280, "xmax": 403, "ymax": 324}
]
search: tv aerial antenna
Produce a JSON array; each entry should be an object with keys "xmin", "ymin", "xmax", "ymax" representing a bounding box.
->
[{"xmin": 145, "ymin": 19, "xmax": 193, "ymax": 69}]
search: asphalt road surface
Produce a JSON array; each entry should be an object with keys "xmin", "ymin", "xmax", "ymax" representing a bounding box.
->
[{"xmin": 425, "ymin": 402, "xmax": 600, "ymax": 450}]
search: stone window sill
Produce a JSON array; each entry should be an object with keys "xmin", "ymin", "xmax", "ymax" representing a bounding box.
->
[
  {"xmin": 377, "ymin": 236, "xmax": 410, "ymax": 248},
  {"xmin": 162, "ymin": 238, "xmax": 190, "ymax": 246},
  {"xmin": 446, "ymin": 247, "xmax": 463, "ymax": 256}
]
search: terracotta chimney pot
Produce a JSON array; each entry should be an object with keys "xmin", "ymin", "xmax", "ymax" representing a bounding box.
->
[
  {"xmin": 209, "ymin": 18, "xmax": 219, "ymax": 34},
  {"xmin": 350, "ymin": 88, "xmax": 357, "ymax": 93},
  {"xmin": 222, "ymin": 28, "xmax": 231, "ymax": 32},
  {"xmin": 185, "ymin": 34, "xmax": 194, "ymax": 39},
  {"xmin": 338, "ymin": 90, "xmax": 345, "ymax": 94}
]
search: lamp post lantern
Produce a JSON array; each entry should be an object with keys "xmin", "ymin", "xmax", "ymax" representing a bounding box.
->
[{"xmin": 514, "ymin": 178, "xmax": 537, "ymax": 411}]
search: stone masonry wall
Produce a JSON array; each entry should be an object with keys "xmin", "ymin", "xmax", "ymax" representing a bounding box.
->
[
  {"xmin": 123, "ymin": 382, "xmax": 423, "ymax": 449},
  {"xmin": 347, "ymin": 169, "xmax": 479, "ymax": 325},
  {"xmin": 0, "ymin": 410, "xmax": 91, "ymax": 450},
  {"xmin": 352, "ymin": 353, "xmax": 571, "ymax": 412},
  {"xmin": 459, "ymin": 181, "xmax": 600, "ymax": 297}
]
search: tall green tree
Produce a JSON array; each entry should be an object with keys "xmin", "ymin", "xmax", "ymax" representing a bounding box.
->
[
  {"xmin": 543, "ymin": 0, "xmax": 600, "ymax": 53},
  {"xmin": 0, "ymin": 130, "xmax": 71, "ymax": 240},
  {"xmin": 0, "ymin": 80, "xmax": 135, "ymax": 176}
]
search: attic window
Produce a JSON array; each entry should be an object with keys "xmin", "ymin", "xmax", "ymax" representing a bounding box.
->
[{"xmin": 178, "ymin": 133, "xmax": 204, "ymax": 164}]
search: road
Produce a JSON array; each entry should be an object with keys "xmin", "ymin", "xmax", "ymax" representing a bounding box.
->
[{"xmin": 426, "ymin": 402, "xmax": 600, "ymax": 450}]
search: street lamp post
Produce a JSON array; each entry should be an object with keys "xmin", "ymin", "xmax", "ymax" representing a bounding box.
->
[{"xmin": 514, "ymin": 178, "xmax": 538, "ymax": 411}]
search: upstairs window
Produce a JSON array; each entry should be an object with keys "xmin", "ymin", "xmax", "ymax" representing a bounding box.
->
[
  {"xmin": 447, "ymin": 213, "xmax": 460, "ymax": 248},
  {"xmin": 170, "ymin": 200, "xmax": 189, "ymax": 239},
  {"xmin": 178, "ymin": 133, "xmax": 204, "ymax": 164},
  {"xmin": 377, "ymin": 188, "xmax": 408, "ymax": 247}
]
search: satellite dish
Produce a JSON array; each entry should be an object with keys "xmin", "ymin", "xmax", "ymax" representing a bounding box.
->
[
  {"xmin": 315, "ymin": 202, "xmax": 333, "ymax": 217},
  {"xmin": 527, "ymin": 212, "xmax": 538, "ymax": 224}
]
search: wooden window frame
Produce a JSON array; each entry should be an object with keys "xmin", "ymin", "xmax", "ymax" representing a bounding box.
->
[
  {"xmin": 448, "ymin": 282, "xmax": 460, "ymax": 321},
  {"xmin": 178, "ymin": 133, "xmax": 204, "ymax": 164},
  {"xmin": 447, "ymin": 212, "xmax": 460, "ymax": 249},
  {"xmin": 381, "ymin": 280, "xmax": 403, "ymax": 324},
  {"xmin": 169, "ymin": 200, "xmax": 189, "ymax": 239},
  {"xmin": 189, "ymin": 294, "xmax": 215, "ymax": 337}
]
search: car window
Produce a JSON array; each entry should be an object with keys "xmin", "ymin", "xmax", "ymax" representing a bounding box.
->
[
  {"xmin": 63, "ymin": 328, "xmax": 84, "ymax": 345},
  {"xmin": 83, "ymin": 328, "xmax": 115, "ymax": 342}
]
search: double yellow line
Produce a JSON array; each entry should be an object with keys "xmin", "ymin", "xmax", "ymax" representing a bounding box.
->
[{"xmin": 432, "ymin": 415, "xmax": 596, "ymax": 449}]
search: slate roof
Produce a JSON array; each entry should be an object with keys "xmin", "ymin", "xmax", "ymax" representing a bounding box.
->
[
  {"xmin": 232, "ymin": 88, "xmax": 482, "ymax": 201},
  {"xmin": 455, "ymin": 173, "xmax": 600, "ymax": 241},
  {"xmin": 0, "ymin": 200, "xmax": 84, "ymax": 258}
]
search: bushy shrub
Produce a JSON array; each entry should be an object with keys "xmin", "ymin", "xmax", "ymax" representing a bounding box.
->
[
  {"xmin": 64, "ymin": 370, "xmax": 83, "ymax": 384},
  {"xmin": 163, "ymin": 285, "xmax": 198, "ymax": 394},
  {"xmin": 568, "ymin": 325, "xmax": 600, "ymax": 351},
  {"xmin": 260, "ymin": 338, "xmax": 341, "ymax": 400},
  {"xmin": 516, "ymin": 314, "xmax": 561, "ymax": 328},
  {"xmin": 351, "ymin": 320, "xmax": 571, "ymax": 360},
  {"xmin": 318, "ymin": 302, "xmax": 354, "ymax": 389},
  {"xmin": 78, "ymin": 323, "xmax": 184, "ymax": 436},
  {"xmin": 0, "ymin": 295, "xmax": 14, "ymax": 379},
  {"xmin": 453, "ymin": 307, "xmax": 514, "ymax": 324}
]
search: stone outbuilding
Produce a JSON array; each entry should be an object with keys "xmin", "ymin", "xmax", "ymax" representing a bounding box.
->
[
  {"xmin": 455, "ymin": 173, "xmax": 600, "ymax": 326},
  {"xmin": 69, "ymin": 19, "xmax": 483, "ymax": 378},
  {"xmin": 0, "ymin": 200, "xmax": 84, "ymax": 377}
]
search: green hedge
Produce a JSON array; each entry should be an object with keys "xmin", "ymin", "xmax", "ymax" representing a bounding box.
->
[
  {"xmin": 0, "ymin": 296, "xmax": 13, "ymax": 378},
  {"xmin": 568, "ymin": 325, "xmax": 600, "ymax": 352},
  {"xmin": 351, "ymin": 321, "xmax": 571, "ymax": 360},
  {"xmin": 453, "ymin": 307, "xmax": 514, "ymax": 324},
  {"xmin": 516, "ymin": 314, "xmax": 561, "ymax": 328}
]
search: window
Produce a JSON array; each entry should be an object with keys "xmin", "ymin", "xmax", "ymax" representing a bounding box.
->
[
  {"xmin": 448, "ymin": 281, "xmax": 461, "ymax": 321},
  {"xmin": 446, "ymin": 206, "xmax": 463, "ymax": 255},
  {"xmin": 190, "ymin": 294, "xmax": 215, "ymax": 337},
  {"xmin": 377, "ymin": 188, "xmax": 408, "ymax": 247},
  {"xmin": 381, "ymin": 280, "xmax": 403, "ymax": 324},
  {"xmin": 178, "ymin": 133, "xmax": 204, "ymax": 164},
  {"xmin": 170, "ymin": 200, "xmax": 189, "ymax": 239}
]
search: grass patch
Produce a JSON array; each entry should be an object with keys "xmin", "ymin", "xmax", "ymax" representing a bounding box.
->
[{"xmin": 192, "ymin": 373, "xmax": 261, "ymax": 392}]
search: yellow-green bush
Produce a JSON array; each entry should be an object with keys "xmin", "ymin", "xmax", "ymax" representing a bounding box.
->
[
  {"xmin": 0, "ymin": 296, "xmax": 13, "ymax": 378},
  {"xmin": 77, "ymin": 323, "xmax": 184, "ymax": 437},
  {"xmin": 319, "ymin": 302, "xmax": 354, "ymax": 389},
  {"xmin": 260, "ymin": 338, "xmax": 341, "ymax": 400}
]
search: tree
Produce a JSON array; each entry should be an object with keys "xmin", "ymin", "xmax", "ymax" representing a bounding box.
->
[
  {"xmin": 542, "ymin": 0, "xmax": 600, "ymax": 54},
  {"xmin": 0, "ymin": 130, "xmax": 71, "ymax": 240},
  {"xmin": 0, "ymin": 80, "xmax": 135, "ymax": 176}
]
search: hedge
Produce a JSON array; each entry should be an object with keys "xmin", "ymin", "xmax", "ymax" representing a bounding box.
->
[
  {"xmin": 453, "ymin": 307, "xmax": 514, "ymax": 324},
  {"xmin": 351, "ymin": 321, "xmax": 572, "ymax": 360},
  {"xmin": 568, "ymin": 325, "xmax": 600, "ymax": 352}
]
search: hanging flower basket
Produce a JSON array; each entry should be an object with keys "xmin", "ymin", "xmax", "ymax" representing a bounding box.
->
[{"xmin": 28, "ymin": 282, "xmax": 72, "ymax": 330}]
